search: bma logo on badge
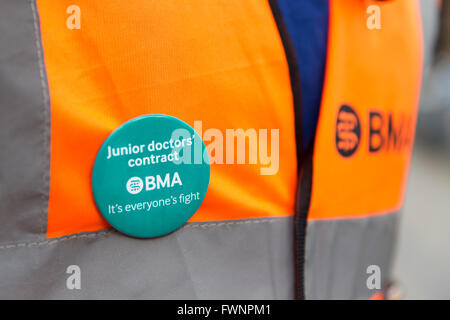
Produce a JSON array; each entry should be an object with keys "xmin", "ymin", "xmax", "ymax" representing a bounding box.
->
[
  {"xmin": 336, "ymin": 104, "xmax": 361, "ymax": 157},
  {"xmin": 126, "ymin": 177, "xmax": 144, "ymax": 194}
]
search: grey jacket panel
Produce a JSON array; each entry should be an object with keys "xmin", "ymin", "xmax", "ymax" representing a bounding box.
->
[
  {"xmin": 0, "ymin": 217, "xmax": 294, "ymax": 299},
  {"xmin": 0, "ymin": 0, "xmax": 50, "ymax": 244},
  {"xmin": 305, "ymin": 212, "xmax": 398, "ymax": 299}
]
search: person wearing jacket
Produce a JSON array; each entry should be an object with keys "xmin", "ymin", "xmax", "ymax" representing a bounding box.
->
[{"xmin": 0, "ymin": 0, "xmax": 423, "ymax": 299}]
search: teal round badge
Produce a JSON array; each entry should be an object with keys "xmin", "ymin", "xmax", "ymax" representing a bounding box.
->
[{"xmin": 92, "ymin": 114, "xmax": 210, "ymax": 238}]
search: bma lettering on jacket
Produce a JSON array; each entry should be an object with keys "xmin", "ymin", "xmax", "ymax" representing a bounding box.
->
[
  {"xmin": 336, "ymin": 105, "xmax": 413, "ymax": 157},
  {"xmin": 368, "ymin": 111, "xmax": 413, "ymax": 153}
]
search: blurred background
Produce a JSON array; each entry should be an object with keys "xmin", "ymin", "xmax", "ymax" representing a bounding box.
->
[{"xmin": 392, "ymin": 0, "xmax": 450, "ymax": 299}]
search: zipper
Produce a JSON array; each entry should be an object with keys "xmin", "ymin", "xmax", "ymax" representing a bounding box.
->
[{"xmin": 268, "ymin": 0, "xmax": 312, "ymax": 300}]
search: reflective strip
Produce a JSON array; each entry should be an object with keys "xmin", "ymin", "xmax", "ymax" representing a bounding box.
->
[
  {"xmin": 0, "ymin": 217, "xmax": 294, "ymax": 299},
  {"xmin": 0, "ymin": 0, "xmax": 50, "ymax": 244},
  {"xmin": 305, "ymin": 213, "xmax": 398, "ymax": 299}
]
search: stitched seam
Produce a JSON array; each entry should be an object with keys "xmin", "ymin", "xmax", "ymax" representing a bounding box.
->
[
  {"xmin": 0, "ymin": 230, "xmax": 114, "ymax": 249},
  {"xmin": 30, "ymin": 0, "xmax": 50, "ymax": 241},
  {"xmin": 183, "ymin": 219, "xmax": 280, "ymax": 229},
  {"xmin": 0, "ymin": 218, "xmax": 290, "ymax": 250}
]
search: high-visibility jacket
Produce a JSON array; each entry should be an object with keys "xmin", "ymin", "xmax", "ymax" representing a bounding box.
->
[{"xmin": 0, "ymin": 0, "xmax": 422, "ymax": 299}]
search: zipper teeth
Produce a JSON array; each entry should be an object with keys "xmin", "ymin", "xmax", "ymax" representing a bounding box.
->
[
  {"xmin": 267, "ymin": 0, "xmax": 308, "ymax": 300},
  {"xmin": 295, "ymin": 149, "xmax": 314, "ymax": 300}
]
